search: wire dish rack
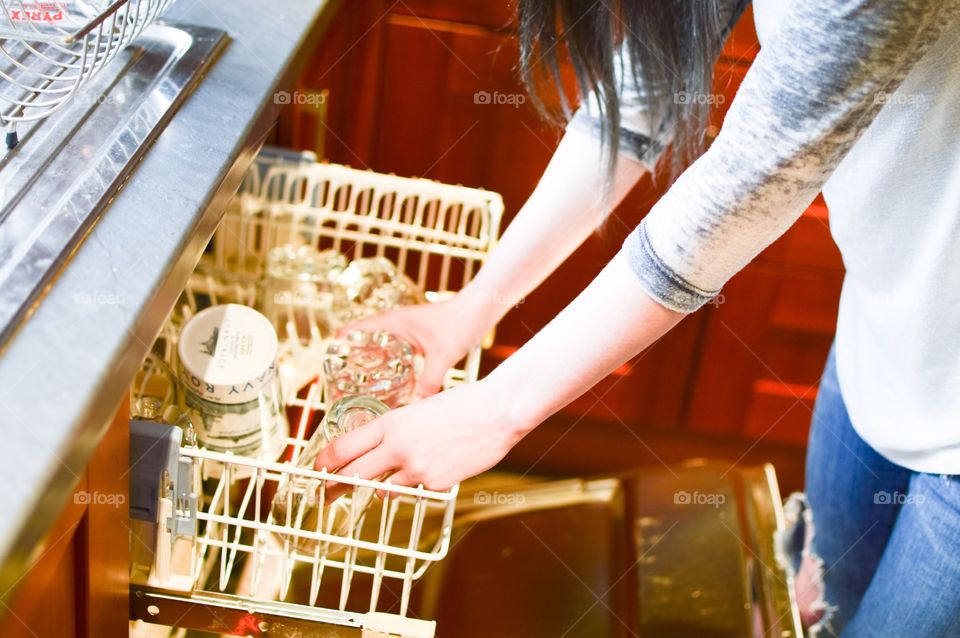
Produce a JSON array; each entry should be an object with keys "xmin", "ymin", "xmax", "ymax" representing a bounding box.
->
[
  {"xmin": 130, "ymin": 149, "xmax": 504, "ymax": 637},
  {"xmin": 0, "ymin": 0, "xmax": 174, "ymax": 143}
]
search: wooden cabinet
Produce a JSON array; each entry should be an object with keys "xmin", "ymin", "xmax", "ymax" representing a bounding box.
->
[
  {"xmin": 0, "ymin": 402, "xmax": 130, "ymax": 638},
  {"xmin": 280, "ymin": 2, "xmax": 842, "ymax": 492}
]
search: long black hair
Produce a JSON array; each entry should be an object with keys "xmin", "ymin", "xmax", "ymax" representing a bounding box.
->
[{"xmin": 518, "ymin": 0, "xmax": 727, "ymax": 182}]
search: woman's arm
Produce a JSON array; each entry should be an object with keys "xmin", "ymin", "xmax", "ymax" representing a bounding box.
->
[
  {"xmin": 458, "ymin": 127, "xmax": 647, "ymax": 329},
  {"xmin": 317, "ymin": 250, "xmax": 679, "ymax": 492},
  {"xmin": 319, "ymin": 0, "xmax": 958, "ymax": 489},
  {"xmin": 347, "ymin": 127, "xmax": 649, "ymax": 397}
]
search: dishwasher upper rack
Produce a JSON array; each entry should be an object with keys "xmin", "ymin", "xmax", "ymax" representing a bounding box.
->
[
  {"xmin": 130, "ymin": 151, "xmax": 505, "ymax": 636},
  {"xmin": 0, "ymin": 0, "xmax": 175, "ymax": 135}
]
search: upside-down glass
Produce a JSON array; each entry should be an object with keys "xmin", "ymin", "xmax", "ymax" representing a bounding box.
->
[
  {"xmin": 258, "ymin": 244, "xmax": 348, "ymax": 344},
  {"xmin": 323, "ymin": 329, "xmax": 419, "ymax": 408},
  {"xmin": 333, "ymin": 257, "xmax": 425, "ymax": 326},
  {"xmin": 270, "ymin": 395, "xmax": 390, "ymax": 555}
]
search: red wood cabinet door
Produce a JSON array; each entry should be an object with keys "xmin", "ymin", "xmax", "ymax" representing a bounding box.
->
[
  {"xmin": 0, "ymin": 402, "xmax": 130, "ymax": 638},
  {"xmin": 685, "ymin": 264, "xmax": 842, "ymax": 446}
]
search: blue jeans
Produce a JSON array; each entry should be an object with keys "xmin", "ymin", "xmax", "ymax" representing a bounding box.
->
[{"xmin": 778, "ymin": 348, "xmax": 960, "ymax": 637}]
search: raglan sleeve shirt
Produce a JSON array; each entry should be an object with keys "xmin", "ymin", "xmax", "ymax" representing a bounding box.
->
[{"xmin": 622, "ymin": 0, "xmax": 960, "ymax": 313}]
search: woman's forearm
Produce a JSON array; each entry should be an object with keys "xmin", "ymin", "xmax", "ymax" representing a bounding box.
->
[
  {"xmin": 313, "ymin": 236, "xmax": 683, "ymax": 492},
  {"xmin": 484, "ymin": 248, "xmax": 683, "ymax": 433},
  {"xmin": 458, "ymin": 128, "xmax": 646, "ymax": 334}
]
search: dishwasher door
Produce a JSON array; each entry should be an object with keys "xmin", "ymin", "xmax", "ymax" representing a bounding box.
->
[
  {"xmin": 127, "ymin": 148, "xmax": 504, "ymax": 638},
  {"xmin": 412, "ymin": 461, "xmax": 800, "ymax": 638}
]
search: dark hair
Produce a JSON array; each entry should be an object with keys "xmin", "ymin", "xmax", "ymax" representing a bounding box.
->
[{"xmin": 518, "ymin": 0, "xmax": 727, "ymax": 182}]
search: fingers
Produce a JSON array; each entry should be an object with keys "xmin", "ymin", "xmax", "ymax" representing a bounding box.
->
[
  {"xmin": 334, "ymin": 314, "xmax": 387, "ymax": 338},
  {"xmin": 314, "ymin": 420, "xmax": 385, "ymax": 473},
  {"xmin": 413, "ymin": 378, "xmax": 442, "ymax": 401},
  {"xmin": 335, "ymin": 307, "xmax": 411, "ymax": 338},
  {"xmin": 385, "ymin": 471, "xmax": 419, "ymax": 488},
  {"xmin": 324, "ymin": 446, "xmax": 397, "ymax": 501},
  {"xmin": 374, "ymin": 472, "xmax": 419, "ymax": 500}
]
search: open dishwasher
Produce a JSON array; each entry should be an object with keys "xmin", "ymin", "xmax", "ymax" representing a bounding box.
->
[
  {"xmin": 0, "ymin": 3, "xmax": 800, "ymax": 634},
  {"xmin": 127, "ymin": 148, "xmax": 504, "ymax": 637},
  {"xmin": 123, "ymin": 149, "xmax": 801, "ymax": 638}
]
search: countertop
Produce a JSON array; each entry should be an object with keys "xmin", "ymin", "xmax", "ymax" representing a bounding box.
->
[{"xmin": 0, "ymin": 0, "xmax": 339, "ymax": 597}]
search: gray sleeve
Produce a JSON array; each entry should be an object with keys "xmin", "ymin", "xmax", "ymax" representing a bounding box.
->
[
  {"xmin": 627, "ymin": 0, "xmax": 960, "ymax": 313},
  {"xmin": 568, "ymin": 0, "xmax": 750, "ymax": 168}
]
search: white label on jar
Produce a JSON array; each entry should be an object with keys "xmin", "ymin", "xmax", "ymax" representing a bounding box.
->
[{"xmin": 184, "ymin": 388, "xmax": 287, "ymax": 459}]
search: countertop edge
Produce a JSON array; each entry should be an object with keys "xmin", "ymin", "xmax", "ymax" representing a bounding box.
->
[{"xmin": 0, "ymin": 0, "xmax": 342, "ymax": 601}]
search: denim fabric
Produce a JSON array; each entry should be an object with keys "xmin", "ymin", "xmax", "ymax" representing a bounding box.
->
[{"xmin": 796, "ymin": 348, "xmax": 960, "ymax": 637}]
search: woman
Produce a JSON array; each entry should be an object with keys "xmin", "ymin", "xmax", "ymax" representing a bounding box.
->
[{"xmin": 318, "ymin": 1, "xmax": 960, "ymax": 635}]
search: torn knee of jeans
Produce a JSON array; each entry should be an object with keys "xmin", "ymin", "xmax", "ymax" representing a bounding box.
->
[
  {"xmin": 775, "ymin": 492, "xmax": 810, "ymax": 574},
  {"xmin": 775, "ymin": 492, "xmax": 837, "ymax": 636}
]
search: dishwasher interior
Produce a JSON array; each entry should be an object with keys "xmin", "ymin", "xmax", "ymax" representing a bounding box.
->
[
  {"xmin": 126, "ymin": 148, "xmax": 800, "ymax": 638},
  {"xmin": 127, "ymin": 147, "xmax": 504, "ymax": 637}
]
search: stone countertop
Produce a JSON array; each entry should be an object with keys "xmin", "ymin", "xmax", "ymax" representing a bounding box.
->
[{"xmin": 0, "ymin": 0, "xmax": 339, "ymax": 596}]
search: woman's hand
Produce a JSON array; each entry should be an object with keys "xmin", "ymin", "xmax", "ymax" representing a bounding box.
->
[
  {"xmin": 317, "ymin": 253, "xmax": 684, "ymax": 499},
  {"xmin": 315, "ymin": 379, "xmax": 531, "ymax": 497},
  {"xmin": 339, "ymin": 296, "xmax": 489, "ymax": 400}
]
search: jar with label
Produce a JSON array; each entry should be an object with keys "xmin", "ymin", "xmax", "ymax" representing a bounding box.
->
[
  {"xmin": 177, "ymin": 304, "xmax": 289, "ymax": 462},
  {"xmin": 323, "ymin": 330, "xmax": 419, "ymax": 408},
  {"xmin": 271, "ymin": 395, "xmax": 389, "ymax": 555}
]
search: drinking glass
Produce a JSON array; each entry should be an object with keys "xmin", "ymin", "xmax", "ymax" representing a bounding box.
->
[
  {"xmin": 258, "ymin": 245, "xmax": 348, "ymax": 344},
  {"xmin": 270, "ymin": 395, "xmax": 389, "ymax": 556},
  {"xmin": 323, "ymin": 329, "xmax": 419, "ymax": 408}
]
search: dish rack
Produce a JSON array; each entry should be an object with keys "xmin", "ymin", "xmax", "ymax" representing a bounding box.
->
[
  {"xmin": 129, "ymin": 149, "xmax": 504, "ymax": 637},
  {"xmin": 0, "ymin": 0, "xmax": 174, "ymax": 146}
]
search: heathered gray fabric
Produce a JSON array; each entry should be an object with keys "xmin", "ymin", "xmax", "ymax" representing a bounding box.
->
[
  {"xmin": 624, "ymin": 0, "xmax": 960, "ymax": 312},
  {"xmin": 567, "ymin": 0, "xmax": 960, "ymax": 473}
]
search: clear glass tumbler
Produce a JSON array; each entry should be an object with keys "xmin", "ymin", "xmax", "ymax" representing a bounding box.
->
[
  {"xmin": 258, "ymin": 245, "xmax": 348, "ymax": 344},
  {"xmin": 333, "ymin": 257, "xmax": 425, "ymax": 326},
  {"xmin": 270, "ymin": 395, "xmax": 389, "ymax": 556},
  {"xmin": 323, "ymin": 329, "xmax": 419, "ymax": 408}
]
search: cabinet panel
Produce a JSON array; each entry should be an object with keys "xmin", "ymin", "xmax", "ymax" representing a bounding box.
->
[
  {"xmin": 743, "ymin": 380, "xmax": 818, "ymax": 446},
  {"xmin": 686, "ymin": 268, "xmax": 839, "ymax": 439},
  {"xmin": 372, "ymin": 16, "xmax": 556, "ymax": 216},
  {"xmin": 393, "ymin": 0, "xmax": 516, "ymax": 29},
  {"xmin": 721, "ymin": 5, "xmax": 761, "ymax": 62},
  {"xmin": 0, "ymin": 402, "xmax": 129, "ymax": 638},
  {"xmin": 0, "ymin": 481, "xmax": 85, "ymax": 638}
]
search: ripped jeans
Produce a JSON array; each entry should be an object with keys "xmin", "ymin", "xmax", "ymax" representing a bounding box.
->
[{"xmin": 777, "ymin": 347, "xmax": 960, "ymax": 637}]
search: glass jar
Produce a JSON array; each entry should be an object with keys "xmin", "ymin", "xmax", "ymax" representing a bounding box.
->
[
  {"xmin": 176, "ymin": 304, "xmax": 289, "ymax": 462},
  {"xmin": 258, "ymin": 245, "xmax": 348, "ymax": 344},
  {"xmin": 271, "ymin": 395, "xmax": 389, "ymax": 555},
  {"xmin": 323, "ymin": 330, "xmax": 419, "ymax": 408}
]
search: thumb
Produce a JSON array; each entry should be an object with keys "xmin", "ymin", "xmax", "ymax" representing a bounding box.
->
[{"xmin": 412, "ymin": 357, "xmax": 449, "ymax": 400}]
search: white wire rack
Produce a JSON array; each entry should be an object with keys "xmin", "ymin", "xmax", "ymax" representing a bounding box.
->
[
  {"xmin": 131, "ymin": 151, "xmax": 504, "ymax": 634},
  {"xmin": 0, "ymin": 0, "xmax": 174, "ymax": 136}
]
